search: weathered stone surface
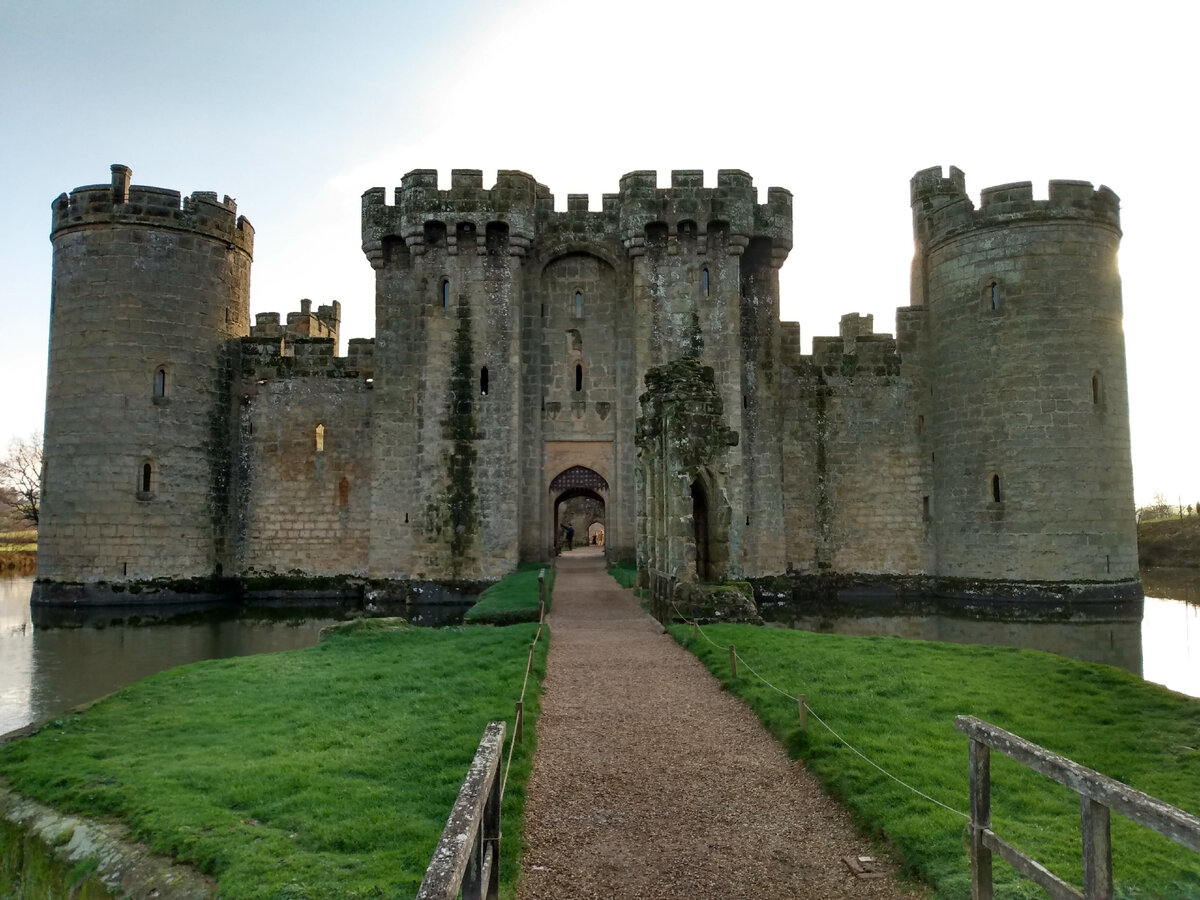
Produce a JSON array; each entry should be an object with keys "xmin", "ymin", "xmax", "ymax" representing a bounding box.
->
[{"xmin": 35, "ymin": 165, "xmax": 1139, "ymax": 605}]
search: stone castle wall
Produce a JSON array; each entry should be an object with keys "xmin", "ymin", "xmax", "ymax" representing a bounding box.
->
[{"xmin": 33, "ymin": 165, "xmax": 1140, "ymax": 604}]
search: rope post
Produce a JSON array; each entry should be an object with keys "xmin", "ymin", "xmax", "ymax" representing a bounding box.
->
[
  {"xmin": 515, "ymin": 700, "xmax": 524, "ymax": 743},
  {"xmin": 729, "ymin": 645, "xmax": 738, "ymax": 678},
  {"xmin": 538, "ymin": 569, "xmax": 546, "ymax": 623},
  {"xmin": 798, "ymin": 694, "xmax": 808, "ymax": 731},
  {"xmin": 692, "ymin": 620, "xmax": 698, "ymax": 640}
]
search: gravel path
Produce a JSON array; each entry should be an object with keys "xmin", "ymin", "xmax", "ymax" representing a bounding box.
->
[{"xmin": 518, "ymin": 548, "xmax": 918, "ymax": 899}]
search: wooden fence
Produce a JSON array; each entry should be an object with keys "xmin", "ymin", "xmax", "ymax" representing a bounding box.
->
[
  {"xmin": 416, "ymin": 721, "xmax": 506, "ymax": 900},
  {"xmin": 955, "ymin": 715, "xmax": 1200, "ymax": 899}
]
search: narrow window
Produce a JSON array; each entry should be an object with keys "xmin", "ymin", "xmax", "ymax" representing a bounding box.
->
[
  {"xmin": 338, "ymin": 477, "xmax": 350, "ymax": 507},
  {"xmin": 922, "ymin": 496, "xmax": 931, "ymax": 520},
  {"xmin": 1092, "ymin": 371, "xmax": 1103, "ymax": 405},
  {"xmin": 153, "ymin": 367, "xmax": 167, "ymax": 399},
  {"xmin": 315, "ymin": 424, "xmax": 325, "ymax": 452},
  {"xmin": 575, "ymin": 364, "xmax": 583, "ymax": 392},
  {"xmin": 990, "ymin": 281, "xmax": 999, "ymax": 310},
  {"xmin": 404, "ymin": 512, "xmax": 409, "ymax": 524},
  {"xmin": 141, "ymin": 463, "xmax": 152, "ymax": 494},
  {"xmin": 991, "ymin": 474, "xmax": 1002, "ymax": 503},
  {"xmin": 574, "ymin": 291, "xmax": 583, "ymax": 318},
  {"xmin": 917, "ymin": 414, "xmax": 925, "ymax": 435},
  {"xmin": 481, "ymin": 366, "xmax": 489, "ymax": 395},
  {"xmin": 701, "ymin": 268, "xmax": 710, "ymax": 295},
  {"xmin": 442, "ymin": 279, "xmax": 450, "ymax": 309}
]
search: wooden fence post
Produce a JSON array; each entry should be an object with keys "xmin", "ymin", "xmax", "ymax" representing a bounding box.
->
[
  {"xmin": 1082, "ymin": 796, "xmax": 1113, "ymax": 899},
  {"xmin": 729, "ymin": 645, "xmax": 737, "ymax": 678},
  {"xmin": 798, "ymin": 694, "xmax": 807, "ymax": 731},
  {"xmin": 968, "ymin": 737, "xmax": 993, "ymax": 900},
  {"xmin": 538, "ymin": 569, "xmax": 545, "ymax": 623}
]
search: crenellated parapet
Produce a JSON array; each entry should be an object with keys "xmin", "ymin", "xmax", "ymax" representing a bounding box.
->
[
  {"xmin": 911, "ymin": 165, "xmax": 1121, "ymax": 249},
  {"xmin": 361, "ymin": 168, "xmax": 792, "ymax": 268},
  {"xmin": 361, "ymin": 169, "xmax": 541, "ymax": 267},
  {"xmin": 240, "ymin": 334, "xmax": 374, "ymax": 380},
  {"xmin": 617, "ymin": 169, "xmax": 792, "ymax": 262},
  {"xmin": 51, "ymin": 164, "xmax": 254, "ymax": 257}
]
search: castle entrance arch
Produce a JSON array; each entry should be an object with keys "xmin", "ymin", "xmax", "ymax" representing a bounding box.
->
[{"xmin": 549, "ymin": 466, "xmax": 608, "ymax": 554}]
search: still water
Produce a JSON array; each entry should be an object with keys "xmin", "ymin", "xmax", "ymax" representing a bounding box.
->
[{"xmin": 1, "ymin": 573, "xmax": 1197, "ymax": 736}]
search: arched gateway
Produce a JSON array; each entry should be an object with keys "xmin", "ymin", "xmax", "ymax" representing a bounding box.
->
[{"xmin": 549, "ymin": 466, "xmax": 607, "ymax": 553}]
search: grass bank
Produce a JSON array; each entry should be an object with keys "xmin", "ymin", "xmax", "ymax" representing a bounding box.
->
[
  {"xmin": 0, "ymin": 528, "xmax": 36, "ymax": 575},
  {"xmin": 0, "ymin": 620, "xmax": 547, "ymax": 899},
  {"xmin": 463, "ymin": 563, "xmax": 555, "ymax": 625},
  {"xmin": 674, "ymin": 624, "xmax": 1200, "ymax": 899},
  {"xmin": 1139, "ymin": 515, "xmax": 1200, "ymax": 568}
]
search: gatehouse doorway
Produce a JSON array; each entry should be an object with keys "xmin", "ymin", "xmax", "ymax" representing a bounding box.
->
[{"xmin": 550, "ymin": 466, "xmax": 608, "ymax": 555}]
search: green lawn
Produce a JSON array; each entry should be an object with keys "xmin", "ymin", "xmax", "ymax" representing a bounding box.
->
[
  {"xmin": 463, "ymin": 564, "xmax": 554, "ymax": 625},
  {"xmin": 674, "ymin": 624, "xmax": 1200, "ymax": 899},
  {"xmin": 0, "ymin": 621, "xmax": 547, "ymax": 899}
]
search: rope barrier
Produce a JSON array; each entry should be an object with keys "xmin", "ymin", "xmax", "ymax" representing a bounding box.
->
[
  {"xmin": 500, "ymin": 569, "xmax": 549, "ymax": 803},
  {"xmin": 667, "ymin": 597, "xmax": 969, "ymax": 821}
]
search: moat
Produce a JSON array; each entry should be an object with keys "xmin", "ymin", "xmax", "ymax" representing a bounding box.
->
[{"xmin": 1, "ymin": 571, "xmax": 1196, "ymax": 736}]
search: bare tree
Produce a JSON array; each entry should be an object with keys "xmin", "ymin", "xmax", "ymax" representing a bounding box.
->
[{"xmin": 0, "ymin": 432, "xmax": 42, "ymax": 526}]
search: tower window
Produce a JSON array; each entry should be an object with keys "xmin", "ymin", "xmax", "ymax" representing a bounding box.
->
[
  {"xmin": 153, "ymin": 367, "xmax": 167, "ymax": 399},
  {"xmin": 991, "ymin": 474, "xmax": 1002, "ymax": 503},
  {"xmin": 574, "ymin": 291, "xmax": 583, "ymax": 318},
  {"xmin": 575, "ymin": 364, "xmax": 583, "ymax": 392},
  {"xmin": 442, "ymin": 279, "xmax": 450, "ymax": 309},
  {"xmin": 1091, "ymin": 371, "xmax": 1103, "ymax": 405},
  {"xmin": 338, "ymin": 477, "xmax": 350, "ymax": 507},
  {"xmin": 701, "ymin": 268, "xmax": 710, "ymax": 295},
  {"xmin": 315, "ymin": 424, "xmax": 325, "ymax": 453},
  {"xmin": 138, "ymin": 461, "xmax": 154, "ymax": 497},
  {"xmin": 923, "ymin": 495, "xmax": 931, "ymax": 520},
  {"xmin": 481, "ymin": 366, "xmax": 489, "ymax": 396},
  {"xmin": 990, "ymin": 281, "xmax": 999, "ymax": 310}
]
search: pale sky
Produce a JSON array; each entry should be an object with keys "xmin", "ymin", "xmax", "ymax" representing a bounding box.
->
[{"xmin": 1, "ymin": 0, "xmax": 1196, "ymax": 508}]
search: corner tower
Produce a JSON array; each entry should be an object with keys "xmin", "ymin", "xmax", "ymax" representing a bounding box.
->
[
  {"xmin": 911, "ymin": 166, "xmax": 1137, "ymax": 591},
  {"xmin": 35, "ymin": 165, "xmax": 253, "ymax": 601}
]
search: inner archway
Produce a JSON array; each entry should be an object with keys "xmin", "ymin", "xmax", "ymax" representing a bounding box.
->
[{"xmin": 549, "ymin": 466, "xmax": 608, "ymax": 555}]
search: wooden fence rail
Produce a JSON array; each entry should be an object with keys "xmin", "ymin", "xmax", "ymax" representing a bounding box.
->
[
  {"xmin": 416, "ymin": 721, "xmax": 506, "ymax": 900},
  {"xmin": 955, "ymin": 715, "xmax": 1200, "ymax": 900}
]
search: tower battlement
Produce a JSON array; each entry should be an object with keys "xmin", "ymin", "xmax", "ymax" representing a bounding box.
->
[
  {"xmin": 51, "ymin": 164, "xmax": 254, "ymax": 256},
  {"xmin": 363, "ymin": 168, "xmax": 792, "ymax": 265},
  {"xmin": 911, "ymin": 165, "xmax": 1120, "ymax": 247}
]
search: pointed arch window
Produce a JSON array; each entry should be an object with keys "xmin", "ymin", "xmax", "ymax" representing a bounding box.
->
[
  {"xmin": 701, "ymin": 268, "xmax": 710, "ymax": 295},
  {"xmin": 574, "ymin": 290, "xmax": 583, "ymax": 318},
  {"xmin": 442, "ymin": 278, "xmax": 451, "ymax": 309},
  {"xmin": 153, "ymin": 366, "xmax": 167, "ymax": 400},
  {"xmin": 315, "ymin": 424, "xmax": 325, "ymax": 453},
  {"xmin": 575, "ymin": 364, "xmax": 583, "ymax": 392}
]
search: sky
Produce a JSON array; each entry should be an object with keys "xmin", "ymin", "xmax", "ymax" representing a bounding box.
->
[{"xmin": 1, "ymin": 0, "xmax": 1196, "ymax": 508}]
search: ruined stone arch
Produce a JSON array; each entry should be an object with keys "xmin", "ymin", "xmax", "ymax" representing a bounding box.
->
[{"xmin": 689, "ymin": 467, "xmax": 731, "ymax": 582}]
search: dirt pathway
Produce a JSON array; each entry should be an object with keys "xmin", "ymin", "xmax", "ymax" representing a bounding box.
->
[{"xmin": 518, "ymin": 548, "xmax": 916, "ymax": 899}]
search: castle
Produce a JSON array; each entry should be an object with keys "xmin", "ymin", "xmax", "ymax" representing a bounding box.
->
[{"xmin": 32, "ymin": 164, "xmax": 1140, "ymax": 608}]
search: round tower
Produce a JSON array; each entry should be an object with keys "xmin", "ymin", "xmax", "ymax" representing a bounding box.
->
[
  {"xmin": 35, "ymin": 164, "xmax": 253, "ymax": 602},
  {"xmin": 911, "ymin": 166, "xmax": 1137, "ymax": 595}
]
